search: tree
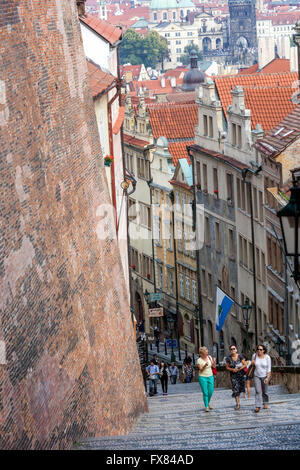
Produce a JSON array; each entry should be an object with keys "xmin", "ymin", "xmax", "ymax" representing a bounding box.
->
[
  {"xmin": 119, "ymin": 29, "xmax": 143, "ymax": 65},
  {"xmin": 179, "ymin": 43, "xmax": 203, "ymax": 66},
  {"xmin": 119, "ymin": 29, "xmax": 169, "ymax": 69},
  {"xmin": 142, "ymin": 31, "xmax": 169, "ymax": 69}
]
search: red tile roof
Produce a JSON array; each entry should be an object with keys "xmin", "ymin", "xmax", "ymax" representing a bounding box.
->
[
  {"xmin": 87, "ymin": 60, "xmax": 116, "ymax": 98},
  {"xmin": 147, "ymin": 103, "xmax": 198, "ymax": 140},
  {"xmin": 260, "ymin": 58, "xmax": 290, "ymax": 74},
  {"xmin": 123, "ymin": 134, "xmax": 150, "ymax": 148},
  {"xmin": 165, "ymin": 91, "xmax": 196, "ymax": 104},
  {"xmin": 239, "ymin": 64, "xmax": 259, "ymax": 75},
  {"xmin": 214, "ymin": 72, "xmax": 298, "ymax": 131},
  {"xmin": 254, "ymin": 105, "xmax": 300, "ymax": 158},
  {"xmin": 168, "ymin": 141, "xmax": 193, "ymax": 166},
  {"xmin": 107, "ymin": 6, "xmax": 150, "ymax": 27},
  {"xmin": 112, "ymin": 106, "xmax": 125, "ymax": 135},
  {"xmin": 80, "ymin": 14, "xmax": 122, "ymax": 45}
]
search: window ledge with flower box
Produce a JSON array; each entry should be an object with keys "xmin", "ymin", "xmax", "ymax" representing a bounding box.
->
[{"xmin": 104, "ymin": 155, "xmax": 114, "ymax": 167}]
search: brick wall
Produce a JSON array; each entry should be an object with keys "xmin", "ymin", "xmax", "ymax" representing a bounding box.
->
[{"xmin": 0, "ymin": 0, "xmax": 147, "ymax": 449}]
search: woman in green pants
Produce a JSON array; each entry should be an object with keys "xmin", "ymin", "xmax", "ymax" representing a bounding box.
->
[{"xmin": 197, "ymin": 346, "xmax": 216, "ymax": 412}]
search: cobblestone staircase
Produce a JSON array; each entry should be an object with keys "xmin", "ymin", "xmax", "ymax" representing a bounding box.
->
[{"xmin": 78, "ymin": 383, "xmax": 300, "ymax": 450}]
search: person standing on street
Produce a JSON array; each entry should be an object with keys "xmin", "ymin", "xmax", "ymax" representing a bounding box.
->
[
  {"xmin": 168, "ymin": 362, "xmax": 179, "ymax": 384},
  {"xmin": 146, "ymin": 360, "xmax": 159, "ymax": 396},
  {"xmin": 159, "ymin": 361, "xmax": 170, "ymax": 395},
  {"xmin": 252, "ymin": 345, "xmax": 271, "ymax": 413},
  {"xmin": 183, "ymin": 362, "xmax": 194, "ymax": 383},
  {"xmin": 154, "ymin": 325, "xmax": 160, "ymax": 348},
  {"xmin": 225, "ymin": 345, "xmax": 246, "ymax": 410},
  {"xmin": 197, "ymin": 346, "xmax": 216, "ymax": 412}
]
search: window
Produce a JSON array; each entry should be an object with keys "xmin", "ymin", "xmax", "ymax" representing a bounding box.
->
[
  {"xmin": 187, "ymin": 31, "xmax": 193, "ymax": 36},
  {"xmin": 203, "ymin": 164, "xmax": 207, "ymax": 192},
  {"xmin": 173, "ymin": 11, "xmax": 176, "ymax": 19},
  {"xmin": 208, "ymin": 273, "xmax": 213, "ymax": 299},
  {"xmin": 192, "ymin": 280, "xmax": 197, "ymax": 304},
  {"xmin": 256, "ymin": 248, "xmax": 261, "ymax": 279},
  {"xmin": 180, "ymin": 273, "xmax": 184, "ymax": 298},
  {"xmin": 176, "ymin": 40, "xmax": 181, "ymax": 45},
  {"xmin": 205, "ymin": 216, "xmax": 210, "ymax": 245},
  {"xmin": 232, "ymin": 123, "xmax": 236, "ymax": 146},
  {"xmin": 261, "ymin": 252, "xmax": 266, "ymax": 284},
  {"xmin": 215, "ymin": 222, "xmax": 220, "ymax": 251},
  {"xmin": 196, "ymin": 161, "xmax": 201, "ymax": 185},
  {"xmin": 128, "ymin": 198, "xmax": 137, "ymax": 222},
  {"xmin": 253, "ymin": 187, "xmax": 258, "ymax": 219},
  {"xmin": 163, "ymin": 12, "xmax": 167, "ymax": 20},
  {"xmin": 142, "ymin": 254, "xmax": 153, "ymax": 280},
  {"xmin": 175, "ymin": 32, "xmax": 181, "ymax": 37},
  {"xmin": 154, "ymin": 13, "xmax": 157, "ymax": 21},
  {"xmin": 248, "ymin": 242, "xmax": 253, "ymax": 272},
  {"xmin": 209, "ymin": 116, "xmax": 213, "ymax": 138},
  {"xmin": 213, "ymin": 168, "xmax": 218, "ymax": 195},
  {"xmin": 169, "ymin": 269, "xmax": 174, "ymax": 295},
  {"xmin": 203, "ymin": 115, "xmax": 208, "ymax": 136},
  {"xmin": 130, "ymin": 247, "xmax": 139, "ymax": 272},
  {"xmin": 201, "ymin": 269, "xmax": 206, "ymax": 295},
  {"xmin": 237, "ymin": 125, "xmax": 242, "ymax": 148},
  {"xmin": 158, "ymin": 265, "xmax": 163, "ymax": 290},
  {"xmin": 165, "ymin": 33, "xmax": 170, "ymax": 37},
  {"xmin": 259, "ymin": 191, "xmax": 264, "ymax": 221},
  {"xmin": 140, "ymin": 203, "xmax": 151, "ymax": 230},
  {"xmin": 229, "ymin": 228, "xmax": 234, "ymax": 258},
  {"xmin": 185, "ymin": 276, "xmax": 191, "ymax": 301},
  {"xmin": 176, "ymin": 48, "xmax": 182, "ymax": 53},
  {"xmin": 226, "ymin": 173, "xmax": 233, "ymax": 202},
  {"xmin": 137, "ymin": 155, "xmax": 149, "ymax": 179}
]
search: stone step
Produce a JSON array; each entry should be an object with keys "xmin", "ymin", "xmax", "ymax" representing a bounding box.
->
[{"xmin": 77, "ymin": 384, "xmax": 300, "ymax": 450}]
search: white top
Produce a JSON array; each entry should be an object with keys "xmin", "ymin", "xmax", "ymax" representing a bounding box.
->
[
  {"xmin": 252, "ymin": 354, "xmax": 271, "ymax": 378},
  {"xmin": 197, "ymin": 356, "xmax": 213, "ymax": 377}
]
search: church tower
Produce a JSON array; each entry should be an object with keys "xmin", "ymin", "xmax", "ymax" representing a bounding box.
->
[{"xmin": 228, "ymin": 0, "xmax": 257, "ymax": 63}]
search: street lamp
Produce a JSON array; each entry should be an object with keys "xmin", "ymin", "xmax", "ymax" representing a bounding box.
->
[
  {"xmin": 277, "ymin": 175, "xmax": 300, "ymax": 282},
  {"xmin": 167, "ymin": 315, "xmax": 176, "ymax": 363},
  {"xmin": 144, "ymin": 289, "xmax": 150, "ymax": 304},
  {"xmin": 241, "ymin": 298, "xmax": 252, "ymax": 356}
]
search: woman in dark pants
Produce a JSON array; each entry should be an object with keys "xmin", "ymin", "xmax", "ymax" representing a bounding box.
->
[
  {"xmin": 225, "ymin": 345, "xmax": 246, "ymax": 410},
  {"xmin": 159, "ymin": 361, "xmax": 170, "ymax": 395}
]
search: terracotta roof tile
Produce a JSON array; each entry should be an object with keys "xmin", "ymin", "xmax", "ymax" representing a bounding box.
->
[
  {"xmin": 80, "ymin": 14, "xmax": 122, "ymax": 45},
  {"xmin": 112, "ymin": 106, "xmax": 125, "ymax": 135},
  {"xmin": 147, "ymin": 103, "xmax": 198, "ymax": 139},
  {"xmin": 123, "ymin": 134, "xmax": 150, "ymax": 148},
  {"xmin": 238, "ymin": 64, "xmax": 259, "ymax": 75},
  {"xmin": 166, "ymin": 91, "xmax": 196, "ymax": 103},
  {"xmin": 214, "ymin": 72, "xmax": 298, "ymax": 131},
  {"xmin": 260, "ymin": 58, "xmax": 290, "ymax": 74},
  {"xmin": 254, "ymin": 105, "xmax": 300, "ymax": 158},
  {"xmin": 168, "ymin": 141, "xmax": 193, "ymax": 166},
  {"xmin": 87, "ymin": 60, "xmax": 116, "ymax": 98}
]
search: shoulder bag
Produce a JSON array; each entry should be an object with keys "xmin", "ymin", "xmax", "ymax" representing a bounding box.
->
[
  {"xmin": 246, "ymin": 355, "xmax": 256, "ymax": 379},
  {"xmin": 209, "ymin": 356, "xmax": 217, "ymax": 376}
]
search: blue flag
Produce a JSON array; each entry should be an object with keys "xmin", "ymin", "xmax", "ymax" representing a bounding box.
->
[{"xmin": 216, "ymin": 287, "xmax": 234, "ymax": 331}]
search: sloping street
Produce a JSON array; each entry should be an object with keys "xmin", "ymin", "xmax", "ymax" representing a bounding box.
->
[{"xmin": 78, "ymin": 382, "xmax": 300, "ymax": 450}]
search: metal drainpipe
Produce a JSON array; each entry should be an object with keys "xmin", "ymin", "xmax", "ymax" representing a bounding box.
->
[
  {"xmin": 108, "ymin": 84, "xmax": 122, "ymax": 233},
  {"xmin": 169, "ymin": 190, "xmax": 181, "ymax": 361},
  {"xmin": 242, "ymin": 169, "xmax": 259, "ymax": 346},
  {"xmin": 187, "ymin": 147, "xmax": 204, "ymax": 347}
]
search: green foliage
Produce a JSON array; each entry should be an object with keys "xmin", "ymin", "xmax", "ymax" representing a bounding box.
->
[
  {"xmin": 120, "ymin": 29, "xmax": 169, "ymax": 69},
  {"xmin": 179, "ymin": 43, "xmax": 203, "ymax": 66}
]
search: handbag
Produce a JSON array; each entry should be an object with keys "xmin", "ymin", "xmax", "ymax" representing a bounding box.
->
[
  {"xmin": 209, "ymin": 356, "xmax": 217, "ymax": 376},
  {"xmin": 246, "ymin": 355, "xmax": 256, "ymax": 379}
]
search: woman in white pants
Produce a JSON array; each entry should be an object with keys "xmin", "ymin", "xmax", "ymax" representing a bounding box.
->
[{"xmin": 251, "ymin": 344, "xmax": 271, "ymax": 413}]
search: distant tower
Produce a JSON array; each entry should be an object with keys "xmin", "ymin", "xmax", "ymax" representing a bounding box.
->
[
  {"xmin": 228, "ymin": 0, "xmax": 257, "ymax": 63},
  {"xmin": 98, "ymin": 0, "xmax": 107, "ymax": 21}
]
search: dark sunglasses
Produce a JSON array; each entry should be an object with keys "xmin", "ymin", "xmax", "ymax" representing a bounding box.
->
[
  {"xmin": 257, "ymin": 348, "xmax": 264, "ymax": 351},
  {"xmin": 230, "ymin": 347, "xmax": 236, "ymax": 350}
]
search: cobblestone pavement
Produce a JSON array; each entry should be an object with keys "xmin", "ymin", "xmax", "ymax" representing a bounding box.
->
[{"xmin": 78, "ymin": 383, "xmax": 300, "ymax": 450}]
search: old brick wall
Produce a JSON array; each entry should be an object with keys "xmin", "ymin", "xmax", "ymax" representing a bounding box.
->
[{"xmin": 0, "ymin": 0, "xmax": 147, "ymax": 449}]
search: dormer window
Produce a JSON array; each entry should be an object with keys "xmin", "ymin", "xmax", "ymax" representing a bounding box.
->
[{"xmin": 203, "ymin": 115, "xmax": 208, "ymax": 136}]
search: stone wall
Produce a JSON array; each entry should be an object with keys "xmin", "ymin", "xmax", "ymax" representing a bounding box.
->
[{"xmin": 0, "ymin": 0, "xmax": 147, "ymax": 449}]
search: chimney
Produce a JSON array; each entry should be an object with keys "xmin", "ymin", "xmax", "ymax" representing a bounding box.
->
[
  {"xmin": 77, "ymin": 0, "xmax": 86, "ymax": 16},
  {"xmin": 161, "ymin": 76, "xmax": 165, "ymax": 88},
  {"xmin": 170, "ymin": 76, "xmax": 176, "ymax": 87}
]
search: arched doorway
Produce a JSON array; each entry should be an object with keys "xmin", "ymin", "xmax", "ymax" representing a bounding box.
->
[
  {"xmin": 203, "ymin": 37, "xmax": 212, "ymax": 53},
  {"xmin": 134, "ymin": 291, "xmax": 144, "ymax": 324}
]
